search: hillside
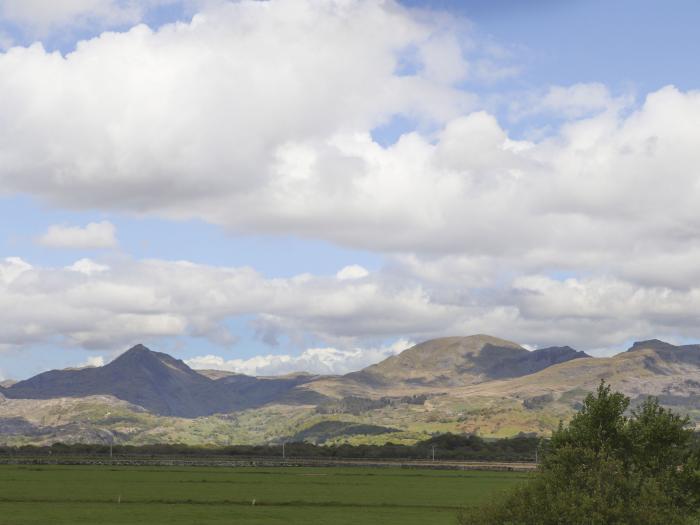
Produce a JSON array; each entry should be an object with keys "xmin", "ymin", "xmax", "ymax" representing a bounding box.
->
[
  {"xmin": 411, "ymin": 339, "xmax": 700, "ymax": 436},
  {"xmin": 3, "ymin": 344, "xmax": 319, "ymax": 417},
  {"xmin": 356, "ymin": 335, "xmax": 590, "ymax": 386},
  {"xmin": 1, "ymin": 336, "xmax": 699, "ymax": 445},
  {"xmin": 458, "ymin": 339, "xmax": 700, "ymax": 402},
  {"xmin": 304, "ymin": 335, "xmax": 590, "ymax": 399}
]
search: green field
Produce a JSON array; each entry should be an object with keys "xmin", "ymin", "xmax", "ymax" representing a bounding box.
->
[{"xmin": 0, "ymin": 465, "xmax": 527, "ymax": 524}]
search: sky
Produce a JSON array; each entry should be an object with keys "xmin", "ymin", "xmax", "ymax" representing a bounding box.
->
[{"xmin": 1, "ymin": 0, "xmax": 700, "ymax": 380}]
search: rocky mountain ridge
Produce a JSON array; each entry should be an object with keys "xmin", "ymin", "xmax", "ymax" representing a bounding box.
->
[
  {"xmin": 2, "ymin": 336, "xmax": 592, "ymax": 416},
  {"xmin": 1, "ymin": 335, "xmax": 699, "ymax": 445},
  {"xmin": 3, "ymin": 344, "xmax": 320, "ymax": 417}
]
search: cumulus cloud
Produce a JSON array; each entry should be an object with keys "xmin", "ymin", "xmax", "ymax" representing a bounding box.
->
[
  {"xmin": 2, "ymin": 8, "xmax": 699, "ymax": 293},
  {"xmin": 0, "ymin": 256, "xmax": 437, "ymax": 351},
  {"xmin": 186, "ymin": 339, "xmax": 412, "ymax": 376},
  {"xmin": 1, "ymin": 0, "xmax": 700, "ymax": 362},
  {"xmin": 336, "ymin": 265, "xmax": 370, "ymax": 281},
  {"xmin": 38, "ymin": 221, "xmax": 117, "ymax": 249},
  {"xmin": 0, "ymin": 0, "xmax": 475, "ymax": 212},
  {"xmin": 2, "ymin": 255, "xmax": 700, "ymax": 362}
]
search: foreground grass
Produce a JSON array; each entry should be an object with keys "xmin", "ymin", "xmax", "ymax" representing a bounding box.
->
[{"xmin": 0, "ymin": 465, "xmax": 527, "ymax": 524}]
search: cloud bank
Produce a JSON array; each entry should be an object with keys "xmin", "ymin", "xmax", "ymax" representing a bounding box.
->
[
  {"xmin": 0, "ymin": 0, "xmax": 699, "ymax": 370},
  {"xmin": 0, "ymin": 2, "xmax": 697, "ymax": 291},
  {"xmin": 2, "ymin": 255, "xmax": 700, "ymax": 362},
  {"xmin": 186, "ymin": 339, "xmax": 413, "ymax": 376}
]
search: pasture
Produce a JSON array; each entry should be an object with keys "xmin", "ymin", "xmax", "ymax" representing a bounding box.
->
[{"xmin": 0, "ymin": 464, "xmax": 527, "ymax": 524}]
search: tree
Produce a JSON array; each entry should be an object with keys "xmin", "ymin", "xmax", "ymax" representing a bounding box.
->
[{"xmin": 458, "ymin": 381, "xmax": 700, "ymax": 525}]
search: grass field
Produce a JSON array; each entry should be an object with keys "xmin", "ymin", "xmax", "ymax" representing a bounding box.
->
[{"xmin": 0, "ymin": 465, "xmax": 528, "ymax": 524}]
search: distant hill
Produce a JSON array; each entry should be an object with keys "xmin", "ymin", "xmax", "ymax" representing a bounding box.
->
[
  {"xmin": 1, "ymin": 336, "xmax": 699, "ymax": 445},
  {"xmin": 305, "ymin": 335, "xmax": 590, "ymax": 399},
  {"xmin": 354, "ymin": 335, "xmax": 590, "ymax": 387},
  {"xmin": 5, "ymin": 345, "xmax": 214, "ymax": 417},
  {"xmin": 472, "ymin": 339, "xmax": 700, "ymax": 402},
  {"xmin": 3, "ymin": 344, "xmax": 319, "ymax": 417}
]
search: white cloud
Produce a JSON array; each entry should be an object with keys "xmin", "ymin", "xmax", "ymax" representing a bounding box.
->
[
  {"xmin": 0, "ymin": 0, "xmax": 183, "ymax": 37},
  {"xmin": 186, "ymin": 339, "xmax": 412, "ymax": 376},
  {"xmin": 67, "ymin": 258, "xmax": 110, "ymax": 275},
  {"xmin": 0, "ymin": 256, "xmax": 451, "ymax": 352},
  {"xmin": 79, "ymin": 355, "xmax": 105, "ymax": 368},
  {"xmin": 38, "ymin": 221, "xmax": 117, "ymax": 249},
  {"xmin": 0, "ymin": 1, "xmax": 700, "ymax": 360},
  {"xmin": 0, "ymin": 256, "xmax": 31, "ymax": 284},
  {"xmin": 4, "ymin": 14, "xmax": 699, "ymax": 290},
  {"xmin": 3, "ymin": 255, "xmax": 700, "ymax": 361},
  {"xmin": 336, "ymin": 265, "xmax": 369, "ymax": 281},
  {"xmin": 0, "ymin": 0, "xmax": 475, "ymax": 214},
  {"xmin": 510, "ymin": 83, "xmax": 628, "ymax": 121},
  {"xmin": 418, "ymin": 32, "xmax": 469, "ymax": 85}
]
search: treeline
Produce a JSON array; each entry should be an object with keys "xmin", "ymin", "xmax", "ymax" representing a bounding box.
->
[{"xmin": 0, "ymin": 433, "xmax": 540, "ymax": 462}]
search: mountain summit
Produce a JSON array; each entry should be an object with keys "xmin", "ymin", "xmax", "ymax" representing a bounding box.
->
[
  {"xmin": 5, "ymin": 344, "xmax": 213, "ymax": 417},
  {"xmin": 627, "ymin": 339, "xmax": 680, "ymax": 353},
  {"xmin": 355, "ymin": 335, "xmax": 590, "ymax": 387}
]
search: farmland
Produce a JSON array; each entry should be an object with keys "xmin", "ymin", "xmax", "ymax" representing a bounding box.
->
[{"xmin": 0, "ymin": 464, "xmax": 528, "ymax": 524}]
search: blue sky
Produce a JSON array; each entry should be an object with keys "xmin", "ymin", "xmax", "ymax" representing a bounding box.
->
[
  {"xmin": 406, "ymin": 0, "xmax": 700, "ymax": 92},
  {"xmin": 1, "ymin": 0, "xmax": 700, "ymax": 380}
]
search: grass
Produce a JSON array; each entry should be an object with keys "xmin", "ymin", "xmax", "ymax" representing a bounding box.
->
[{"xmin": 0, "ymin": 464, "xmax": 528, "ymax": 524}]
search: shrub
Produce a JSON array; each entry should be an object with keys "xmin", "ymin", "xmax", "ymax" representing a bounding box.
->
[{"xmin": 458, "ymin": 382, "xmax": 700, "ymax": 525}]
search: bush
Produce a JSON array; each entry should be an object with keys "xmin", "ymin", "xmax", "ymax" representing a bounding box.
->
[{"xmin": 458, "ymin": 382, "xmax": 700, "ymax": 525}]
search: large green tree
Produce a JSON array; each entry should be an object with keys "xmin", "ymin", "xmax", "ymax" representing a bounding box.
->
[{"xmin": 459, "ymin": 382, "xmax": 700, "ymax": 525}]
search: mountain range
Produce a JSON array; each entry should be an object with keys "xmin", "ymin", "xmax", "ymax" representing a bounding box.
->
[{"xmin": 1, "ymin": 335, "xmax": 699, "ymax": 445}]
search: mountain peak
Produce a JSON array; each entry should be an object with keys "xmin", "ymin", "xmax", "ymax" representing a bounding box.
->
[
  {"xmin": 109, "ymin": 344, "xmax": 200, "ymax": 379},
  {"xmin": 4, "ymin": 344, "xmax": 216, "ymax": 417},
  {"xmin": 627, "ymin": 339, "xmax": 678, "ymax": 352},
  {"xmin": 123, "ymin": 343, "xmax": 152, "ymax": 355},
  {"xmin": 109, "ymin": 343, "xmax": 159, "ymax": 366}
]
